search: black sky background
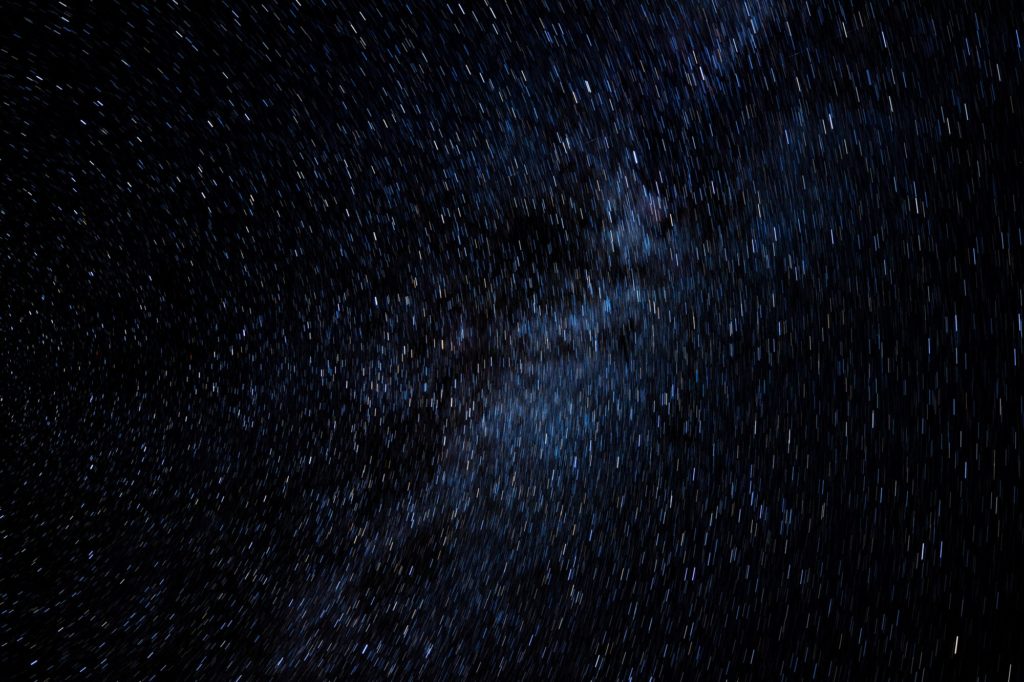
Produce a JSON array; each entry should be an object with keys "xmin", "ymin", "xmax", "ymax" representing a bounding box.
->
[{"xmin": 4, "ymin": 1, "xmax": 1023, "ymax": 679}]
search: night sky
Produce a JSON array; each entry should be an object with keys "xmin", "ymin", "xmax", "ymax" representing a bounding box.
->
[{"xmin": 5, "ymin": 1, "xmax": 1023, "ymax": 679}]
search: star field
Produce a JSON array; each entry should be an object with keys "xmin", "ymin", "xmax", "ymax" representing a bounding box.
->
[{"xmin": 4, "ymin": 1, "xmax": 1023, "ymax": 679}]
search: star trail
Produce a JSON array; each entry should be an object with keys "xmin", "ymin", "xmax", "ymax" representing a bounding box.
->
[{"xmin": 5, "ymin": 1, "xmax": 1023, "ymax": 679}]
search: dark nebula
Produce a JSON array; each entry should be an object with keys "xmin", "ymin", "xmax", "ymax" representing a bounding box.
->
[{"xmin": 4, "ymin": 1, "xmax": 1023, "ymax": 679}]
